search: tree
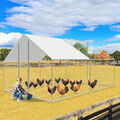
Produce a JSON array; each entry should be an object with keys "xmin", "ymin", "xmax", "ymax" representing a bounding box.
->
[
  {"xmin": 0, "ymin": 48, "xmax": 11, "ymax": 61},
  {"xmin": 93, "ymin": 54, "xmax": 100, "ymax": 59},
  {"xmin": 110, "ymin": 51, "xmax": 120, "ymax": 64},
  {"xmin": 99, "ymin": 50, "xmax": 110, "ymax": 61},
  {"xmin": 74, "ymin": 42, "xmax": 90, "ymax": 57}
]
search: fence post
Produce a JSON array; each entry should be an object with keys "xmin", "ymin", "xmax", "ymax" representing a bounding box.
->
[
  {"xmin": 108, "ymin": 100, "xmax": 112, "ymax": 120},
  {"xmin": 109, "ymin": 104, "xmax": 112, "ymax": 120},
  {"xmin": 78, "ymin": 116, "xmax": 83, "ymax": 120},
  {"xmin": 78, "ymin": 113, "xmax": 83, "ymax": 120}
]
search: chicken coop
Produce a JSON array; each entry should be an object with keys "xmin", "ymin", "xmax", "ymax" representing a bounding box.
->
[{"xmin": 3, "ymin": 34, "xmax": 115, "ymax": 103}]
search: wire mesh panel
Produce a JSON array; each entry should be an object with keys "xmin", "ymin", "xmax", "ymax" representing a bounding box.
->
[
  {"xmin": 29, "ymin": 61, "xmax": 52, "ymax": 102},
  {"xmin": 89, "ymin": 59, "xmax": 115, "ymax": 89},
  {"xmin": 52, "ymin": 60, "xmax": 89, "ymax": 102},
  {"xmin": 4, "ymin": 62, "xmax": 18, "ymax": 91},
  {"xmin": 3, "ymin": 62, "xmax": 28, "ymax": 92},
  {"xmin": 19, "ymin": 62, "xmax": 28, "ymax": 90},
  {"xmin": 3, "ymin": 59, "xmax": 115, "ymax": 103}
]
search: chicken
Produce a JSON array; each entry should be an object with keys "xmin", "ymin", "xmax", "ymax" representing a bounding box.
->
[
  {"xmin": 76, "ymin": 80, "xmax": 82, "ymax": 85},
  {"xmin": 56, "ymin": 85, "xmax": 69, "ymax": 95},
  {"xmin": 70, "ymin": 83, "xmax": 81, "ymax": 92},
  {"xmin": 25, "ymin": 81, "xmax": 33, "ymax": 88},
  {"xmin": 32, "ymin": 81, "xmax": 38, "ymax": 88},
  {"xmin": 62, "ymin": 79, "xmax": 69, "ymax": 86},
  {"xmin": 70, "ymin": 80, "xmax": 75, "ymax": 86},
  {"xmin": 55, "ymin": 78, "xmax": 61, "ymax": 84},
  {"xmin": 25, "ymin": 81, "xmax": 38, "ymax": 88},
  {"xmin": 37, "ymin": 78, "xmax": 44, "ymax": 86},
  {"xmin": 46, "ymin": 79, "xmax": 51, "ymax": 85},
  {"xmin": 88, "ymin": 79, "xmax": 97, "ymax": 89},
  {"xmin": 48, "ymin": 86, "xmax": 56, "ymax": 95}
]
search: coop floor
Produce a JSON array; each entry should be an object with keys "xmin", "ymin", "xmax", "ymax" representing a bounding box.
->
[
  {"xmin": 29, "ymin": 83, "xmax": 114, "ymax": 102},
  {"xmin": 0, "ymin": 66, "xmax": 120, "ymax": 120},
  {"xmin": 5, "ymin": 83, "xmax": 113, "ymax": 102}
]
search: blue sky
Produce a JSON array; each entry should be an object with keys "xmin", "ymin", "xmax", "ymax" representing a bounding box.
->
[{"xmin": 0, "ymin": 0, "xmax": 120, "ymax": 53}]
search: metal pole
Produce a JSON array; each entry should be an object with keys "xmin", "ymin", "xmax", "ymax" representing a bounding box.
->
[
  {"xmin": 89, "ymin": 60, "xmax": 92, "ymax": 92},
  {"xmin": 28, "ymin": 40, "xmax": 30, "ymax": 93},
  {"xmin": 18, "ymin": 42, "xmax": 20, "ymax": 78},
  {"xmin": 87, "ymin": 60, "xmax": 88, "ymax": 83},
  {"xmin": 40, "ymin": 61, "xmax": 41, "ymax": 80},
  {"xmin": 114, "ymin": 60, "xmax": 115, "ymax": 86},
  {"xmin": 51, "ymin": 60, "xmax": 53, "ymax": 103},
  {"xmin": 65, "ymin": 60, "xmax": 67, "ymax": 80},
  {"xmin": 90, "ymin": 60, "xmax": 91, "ymax": 82},
  {"xmin": 3, "ymin": 62, "xmax": 5, "ymax": 91}
]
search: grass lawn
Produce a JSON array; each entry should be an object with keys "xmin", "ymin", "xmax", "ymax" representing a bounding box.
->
[{"xmin": 0, "ymin": 63, "xmax": 120, "ymax": 120}]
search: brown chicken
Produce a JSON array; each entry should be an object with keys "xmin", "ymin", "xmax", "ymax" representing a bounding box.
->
[
  {"xmin": 56, "ymin": 85, "xmax": 69, "ymax": 95},
  {"xmin": 70, "ymin": 83, "xmax": 81, "ymax": 92}
]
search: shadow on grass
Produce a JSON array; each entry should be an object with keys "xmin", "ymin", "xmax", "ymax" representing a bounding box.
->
[{"xmin": 23, "ymin": 98, "xmax": 48, "ymax": 103}]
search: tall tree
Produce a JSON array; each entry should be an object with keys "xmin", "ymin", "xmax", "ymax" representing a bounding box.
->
[
  {"xmin": 110, "ymin": 51, "xmax": 120, "ymax": 64},
  {"xmin": 0, "ymin": 48, "xmax": 11, "ymax": 61},
  {"xmin": 74, "ymin": 42, "xmax": 90, "ymax": 57},
  {"xmin": 99, "ymin": 50, "xmax": 110, "ymax": 61}
]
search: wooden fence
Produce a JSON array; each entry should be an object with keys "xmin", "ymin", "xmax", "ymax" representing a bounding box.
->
[{"xmin": 54, "ymin": 96, "xmax": 120, "ymax": 120}]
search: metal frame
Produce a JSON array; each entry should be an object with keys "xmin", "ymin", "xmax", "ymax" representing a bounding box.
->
[
  {"xmin": 53, "ymin": 85, "xmax": 114, "ymax": 103},
  {"xmin": 3, "ymin": 44, "xmax": 116, "ymax": 103},
  {"xmin": 51, "ymin": 60, "xmax": 53, "ymax": 103},
  {"xmin": 27, "ymin": 39, "xmax": 30, "ymax": 93},
  {"xmin": 18, "ymin": 42, "xmax": 20, "ymax": 78},
  {"xmin": 39, "ymin": 61, "xmax": 41, "ymax": 80}
]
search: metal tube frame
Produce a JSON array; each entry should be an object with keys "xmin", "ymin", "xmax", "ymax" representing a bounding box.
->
[
  {"xmin": 53, "ymin": 85, "xmax": 114, "ymax": 103},
  {"xmin": 114, "ymin": 60, "xmax": 115, "ymax": 86},
  {"xmin": 87, "ymin": 60, "xmax": 89, "ymax": 84},
  {"xmin": 3, "ymin": 54, "xmax": 115, "ymax": 103},
  {"xmin": 89, "ymin": 60, "xmax": 92, "ymax": 92},
  {"xmin": 65, "ymin": 60, "xmax": 67, "ymax": 80},
  {"xmin": 51, "ymin": 60, "xmax": 53, "ymax": 103},
  {"xmin": 40, "ymin": 61, "xmax": 41, "ymax": 80},
  {"xmin": 18, "ymin": 42, "xmax": 20, "ymax": 78},
  {"xmin": 28, "ymin": 40, "xmax": 30, "ymax": 93}
]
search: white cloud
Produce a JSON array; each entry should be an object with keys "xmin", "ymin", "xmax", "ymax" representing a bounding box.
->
[
  {"xmin": 1, "ymin": 0, "xmax": 120, "ymax": 36},
  {"xmin": 80, "ymin": 26, "xmax": 96, "ymax": 31},
  {"xmin": 105, "ymin": 34, "xmax": 120, "ymax": 42},
  {"xmin": 111, "ymin": 25, "xmax": 120, "ymax": 31},
  {"xmin": 0, "ymin": 32, "xmax": 21, "ymax": 46},
  {"xmin": 91, "ymin": 43, "xmax": 120, "ymax": 54}
]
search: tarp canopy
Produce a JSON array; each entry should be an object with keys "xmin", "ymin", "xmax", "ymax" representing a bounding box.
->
[{"xmin": 4, "ymin": 34, "xmax": 89, "ymax": 62}]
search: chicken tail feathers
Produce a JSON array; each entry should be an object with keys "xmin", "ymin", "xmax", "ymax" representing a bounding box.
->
[
  {"xmin": 65, "ymin": 86, "xmax": 69, "ymax": 93},
  {"xmin": 48, "ymin": 86, "xmax": 56, "ymax": 94},
  {"xmin": 70, "ymin": 81, "xmax": 75, "ymax": 86},
  {"xmin": 55, "ymin": 78, "xmax": 61, "ymax": 84},
  {"xmin": 46, "ymin": 79, "xmax": 51, "ymax": 85},
  {"xmin": 25, "ymin": 81, "xmax": 33, "ymax": 88},
  {"xmin": 37, "ymin": 79, "xmax": 44, "ymax": 86}
]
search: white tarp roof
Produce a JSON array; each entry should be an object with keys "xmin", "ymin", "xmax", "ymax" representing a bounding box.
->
[{"xmin": 4, "ymin": 34, "xmax": 89, "ymax": 62}]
